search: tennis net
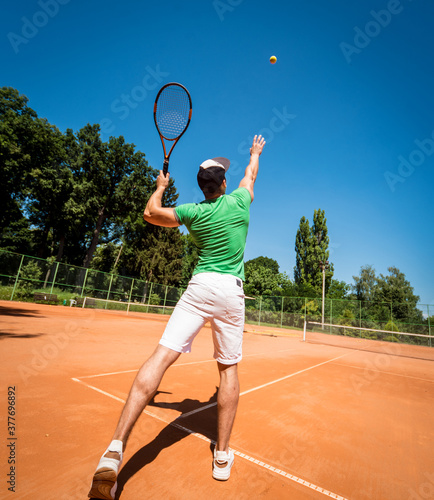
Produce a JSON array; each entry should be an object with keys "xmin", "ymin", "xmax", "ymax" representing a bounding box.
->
[
  {"xmin": 303, "ymin": 321, "xmax": 434, "ymax": 361},
  {"xmin": 79, "ymin": 296, "xmax": 175, "ymax": 316}
]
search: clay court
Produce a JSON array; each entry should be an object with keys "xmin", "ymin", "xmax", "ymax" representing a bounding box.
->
[{"xmin": 1, "ymin": 300, "xmax": 434, "ymax": 500}]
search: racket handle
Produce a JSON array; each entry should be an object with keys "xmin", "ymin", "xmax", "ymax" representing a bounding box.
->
[{"xmin": 163, "ymin": 159, "xmax": 169, "ymax": 177}]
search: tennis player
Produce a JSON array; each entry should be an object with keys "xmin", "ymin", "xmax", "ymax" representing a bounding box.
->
[{"xmin": 88, "ymin": 134, "xmax": 266, "ymax": 499}]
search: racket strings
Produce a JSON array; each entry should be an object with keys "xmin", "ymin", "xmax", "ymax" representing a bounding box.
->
[{"xmin": 156, "ymin": 86, "xmax": 191, "ymax": 140}]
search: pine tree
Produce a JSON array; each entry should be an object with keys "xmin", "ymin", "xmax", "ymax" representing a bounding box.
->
[{"xmin": 294, "ymin": 209, "xmax": 334, "ymax": 294}]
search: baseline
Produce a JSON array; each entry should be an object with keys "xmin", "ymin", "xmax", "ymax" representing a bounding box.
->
[{"xmin": 72, "ymin": 377, "xmax": 348, "ymax": 500}]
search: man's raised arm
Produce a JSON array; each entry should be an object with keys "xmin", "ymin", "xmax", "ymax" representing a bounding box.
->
[
  {"xmin": 238, "ymin": 135, "xmax": 266, "ymax": 202},
  {"xmin": 143, "ymin": 171, "xmax": 181, "ymax": 227}
]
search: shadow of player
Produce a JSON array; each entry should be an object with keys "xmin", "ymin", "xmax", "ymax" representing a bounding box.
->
[{"xmin": 114, "ymin": 388, "xmax": 219, "ymax": 499}]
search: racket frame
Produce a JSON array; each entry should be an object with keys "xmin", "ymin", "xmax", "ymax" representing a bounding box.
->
[{"xmin": 153, "ymin": 82, "xmax": 192, "ymax": 176}]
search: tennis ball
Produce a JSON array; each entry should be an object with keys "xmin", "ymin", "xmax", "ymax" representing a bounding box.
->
[{"xmin": 270, "ymin": 55, "xmax": 277, "ymax": 64}]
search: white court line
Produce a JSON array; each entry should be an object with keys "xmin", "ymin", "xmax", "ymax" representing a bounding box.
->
[
  {"xmin": 180, "ymin": 351, "xmax": 350, "ymax": 419},
  {"xmin": 240, "ymin": 352, "xmax": 350, "ymax": 396},
  {"xmin": 72, "ymin": 377, "xmax": 348, "ymax": 500},
  {"xmin": 333, "ymin": 362, "xmax": 434, "ymax": 384},
  {"xmin": 76, "ymin": 348, "xmax": 297, "ymax": 380}
]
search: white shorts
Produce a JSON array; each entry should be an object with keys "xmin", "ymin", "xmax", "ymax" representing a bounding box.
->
[{"xmin": 159, "ymin": 272, "xmax": 245, "ymax": 365}]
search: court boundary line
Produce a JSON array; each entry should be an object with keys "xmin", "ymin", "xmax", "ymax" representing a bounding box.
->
[
  {"xmin": 179, "ymin": 351, "xmax": 350, "ymax": 419},
  {"xmin": 333, "ymin": 362, "xmax": 434, "ymax": 384},
  {"xmin": 75, "ymin": 347, "xmax": 298, "ymax": 380},
  {"xmin": 72, "ymin": 377, "xmax": 348, "ymax": 500}
]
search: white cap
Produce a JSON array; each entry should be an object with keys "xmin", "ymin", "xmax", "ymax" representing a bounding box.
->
[{"xmin": 199, "ymin": 157, "xmax": 230, "ymax": 171}]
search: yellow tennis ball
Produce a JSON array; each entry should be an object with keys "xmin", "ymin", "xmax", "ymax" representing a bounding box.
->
[{"xmin": 270, "ymin": 55, "xmax": 277, "ymax": 64}]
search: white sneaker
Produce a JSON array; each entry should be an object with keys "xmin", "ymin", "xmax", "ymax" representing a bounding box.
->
[
  {"xmin": 88, "ymin": 440, "xmax": 123, "ymax": 500},
  {"xmin": 212, "ymin": 448, "xmax": 235, "ymax": 481}
]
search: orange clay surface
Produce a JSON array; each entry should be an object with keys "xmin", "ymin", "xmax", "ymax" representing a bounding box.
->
[{"xmin": 1, "ymin": 300, "xmax": 434, "ymax": 500}]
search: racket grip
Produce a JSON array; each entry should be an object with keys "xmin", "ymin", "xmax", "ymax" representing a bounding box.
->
[{"xmin": 163, "ymin": 159, "xmax": 169, "ymax": 177}]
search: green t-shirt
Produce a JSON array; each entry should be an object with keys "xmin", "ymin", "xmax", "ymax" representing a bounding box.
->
[{"xmin": 175, "ymin": 187, "xmax": 251, "ymax": 280}]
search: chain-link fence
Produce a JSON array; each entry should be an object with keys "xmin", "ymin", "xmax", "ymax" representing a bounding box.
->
[
  {"xmin": 0, "ymin": 249, "xmax": 431, "ymax": 334},
  {"xmin": 0, "ymin": 250, "xmax": 184, "ymax": 309}
]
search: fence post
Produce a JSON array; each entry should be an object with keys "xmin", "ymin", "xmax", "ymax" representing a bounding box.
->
[
  {"xmin": 10, "ymin": 254, "xmax": 25, "ymax": 301},
  {"xmin": 81, "ymin": 268, "xmax": 89, "ymax": 297},
  {"xmin": 127, "ymin": 279, "xmax": 135, "ymax": 315},
  {"xmin": 50, "ymin": 261, "xmax": 60, "ymax": 295},
  {"xmin": 147, "ymin": 282, "xmax": 153, "ymax": 313},
  {"xmin": 280, "ymin": 296, "xmax": 284, "ymax": 328},
  {"xmin": 428, "ymin": 305, "xmax": 431, "ymax": 347},
  {"xmin": 163, "ymin": 285, "xmax": 168, "ymax": 314},
  {"xmin": 330, "ymin": 299, "xmax": 333, "ymax": 334},
  {"xmin": 106, "ymin": 273, "xmax": 114, "ymax": 306},
  {"xmin": 359, "ymin": 300, "xmax": 362, "ymax": 328},
  {"xmin": 258, "ymin": 296, "xmax": 262, "ymax": 326}
]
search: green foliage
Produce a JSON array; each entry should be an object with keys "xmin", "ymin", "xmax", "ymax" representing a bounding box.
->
[
  {"xmin": 19, "ymin": 260, "xmax": 42, "ymax": 290},
  {"xmin": 352, "ymin": 265, "xmax": 377, "ymax": 302},
  {"xmin": 245, "ymin": 256, "xmax": 279, "ymax": 274},
  {"xmin": 294, "ymin": 209, "xmax": 334, "ymax": 293},
  {"xmin": 244, "ymin": 259, "xmax": 291, "ymax": 297},
  {"xmin": 179, "ymin": 233, "xmax": 200, "ymax": 287},
  {"xmin": 384, "ymin": 320, "xmax": 400, "ymax": 332},
  {"xmin": 374, "ymin": 267, "xmax": 422, "ymax": 323},
  {"xmin": 327, "ymin": 279, "xmax": 351, "ymax": 299},
  {"xmin": 305, "ymin": 300, "xmax": 319, "ymax": 315},
  {"xmin": 352, "ymin": 265, "xmax": 423, "ymax": 328},
  {"xmin": 1, "ymin": 87, "xmax": 185, "ymax": 287}
]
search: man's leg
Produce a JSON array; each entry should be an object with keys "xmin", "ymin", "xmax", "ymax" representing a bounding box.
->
[
  {"xmin": 89, "ymin": 345, "xmax": 180, "ymax": 499},
  {"xmin": 111, "ymin": 344, "xmax": 180, "ymax": 448},
  {"xmin": 216, "ymin": 362, "xmax": 239, "ymax": 452},
  {"xmin": 212, "ymin": 362, "xmax": 239, "ymax": 481}
]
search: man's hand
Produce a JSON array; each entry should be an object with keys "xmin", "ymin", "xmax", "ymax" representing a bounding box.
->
[
  {"xmin": 249, "ymin": 135, "xmax": 266, "ymax": 156},
  {"xmin": 156, "ymin": 170, "xmax": 170, "ymax": 190},
  {"xmin": 239, "ymin": 134, "xmax": 266, "ymax": 202},
  {"xmin": 143, "ymin": 170, "xmax": 180, "ymax": 227}
]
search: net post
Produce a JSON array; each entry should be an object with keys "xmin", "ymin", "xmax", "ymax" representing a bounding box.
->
[{"xmin": 303, "ymin": 321, "xmax": 307, "ymax": 341}]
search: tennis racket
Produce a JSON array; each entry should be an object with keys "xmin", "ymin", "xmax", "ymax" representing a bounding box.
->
[{"xmin": 153, "ymin": 82, "xmax": 192, "ymax": 176}]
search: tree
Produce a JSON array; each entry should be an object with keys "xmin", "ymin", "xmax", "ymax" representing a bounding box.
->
[
  {"xmin": 327, "ymin": 279, "xmax": 351, "ymax": 299},
  {"xmin": 374, "ymin": 267, "xmax": 422, "ymax": 323},
  {"xmin": 352, "ymin": 265, "xmax": 377, "ymax": 302},
  {"xmin": 179, "ymin": 233, "xmax": 200, "ymax": 287},
  {"xmin": 119, "ymin": 176, "xmax": 184, "ymax": 286},
  {"xmin": 0, "ymin": 87, "xmax": 40, "ymax": 252},
  {"xmin": 294, "ymin": 209, "xmax": 334, "ymax": 294},
  {"xmin": 64, "ymin": 125, "xmax": 157, "ymax": 268},
  {"xmin": 244, "ymin": 257, "xmax": 292, "ymax": 297},
  {"xmin": 245, "ymin": 256, "xmax": 279, "ymax": 274},
  {"xmin": 24, "ymin": 120, "xmax": 72, "ymax": 259}
]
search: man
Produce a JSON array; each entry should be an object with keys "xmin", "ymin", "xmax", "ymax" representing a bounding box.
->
[{"xmin": 88, "ymin": 134, "xmax": 266, "ymax": 500}]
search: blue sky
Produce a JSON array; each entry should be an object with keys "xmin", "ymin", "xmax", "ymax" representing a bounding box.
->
[{"xmin": 2, "ymin": 0, "xmax": 433, "ymax": 306}]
